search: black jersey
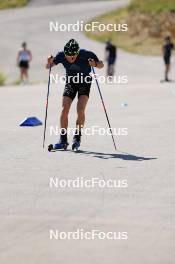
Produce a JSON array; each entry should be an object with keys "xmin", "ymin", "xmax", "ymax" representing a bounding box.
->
[
  {"xmin": 163, "ymin": 43, "xmax": 174, "ymax": 58},
  {"xmin": 53, "ymin": 49, "xmax": 99, "ymax": 77},
  {"xmin": 106, "ymin": 43, "xmax": 117, "ymax": 58}
]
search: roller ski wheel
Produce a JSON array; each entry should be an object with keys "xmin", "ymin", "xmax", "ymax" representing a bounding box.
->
[
  {"xmin": 72, "ymin": 140, "xmax": 80, "ymax": 152},
  {"xmin": 48, "ymin": 142, "xmax": 69, "ymax": 152},
  {"xmin": 48, "ymin": 144, "xmax": 53, "ymax": 152}
]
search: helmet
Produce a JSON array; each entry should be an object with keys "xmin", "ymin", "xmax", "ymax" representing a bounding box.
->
[{"xmin": 64, "ymin": 39, "xmax": 79, "ymax": 56}]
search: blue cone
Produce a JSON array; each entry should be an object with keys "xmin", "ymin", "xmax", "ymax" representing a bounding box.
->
[{"xmin": 20, "ymin": 117, "xmax": 42, "ymax": 127}]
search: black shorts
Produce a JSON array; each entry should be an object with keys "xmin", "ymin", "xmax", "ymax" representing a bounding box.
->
[
  {"xmin": 108, "ymin": 56, "xmax": 116, "ymax": 65},
  {"xmin": 63, "ymin": 79, "xmax": 92, "ymax": 101},
  {"xmin": 164, "ymin": 56, "xmax": 170, "ymax": 65},
  {"xmin": 19, "ymin": 60, "xmax": 29, "ymax": 69}
]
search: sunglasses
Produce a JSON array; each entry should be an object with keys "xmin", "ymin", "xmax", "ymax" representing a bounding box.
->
[{"xmin": 64, "ymin": 49, "xmax": 80, "ymax": 56}]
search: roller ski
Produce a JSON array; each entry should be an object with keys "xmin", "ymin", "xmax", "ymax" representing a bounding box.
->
[
  {"xmin": 72, "ymin": 133, "xmax": 81, "ymax": 152},
  {"xmin": 48, "ymin": 135, "xmax": 69, "ymax": 152}
]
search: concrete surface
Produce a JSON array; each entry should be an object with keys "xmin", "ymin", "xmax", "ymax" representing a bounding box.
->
[
  {"xmin": 28, "ymin": 0, "xmax": 114, "ymax": 6},
  {"xmin": 0, "ymin": 0, "xmax": 128, "ymax": 83}
]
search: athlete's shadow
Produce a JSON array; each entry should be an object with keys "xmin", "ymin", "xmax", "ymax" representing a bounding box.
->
[
  {"xmin": 160, "ymin": 79, "xmax": 175, "ymax": 83},
  {"xmin": 77, "ymin": 150, "xmax": 157, "ymax": 161}
]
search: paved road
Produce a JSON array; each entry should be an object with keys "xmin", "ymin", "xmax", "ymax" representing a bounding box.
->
[
  {"xmin": 0, "ymin": 0, "xmax": 170, "ymax": 84},
  {"xmin": 0, "ymin": 0, "xmax": 128, "ymax": 83},
  {"xmin": 0, "ymin": 1, "xmax": 175, "ymax": 264},
  {"xmin": 28, "ymin": 0, "xmax": 112, "ymax": 6}
]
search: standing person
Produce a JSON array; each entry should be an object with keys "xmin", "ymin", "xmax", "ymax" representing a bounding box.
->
[
  {"xmin": 46, "ymin": 39, "xmax": 104, "ymax": 150},
  {"xmin": 162, "ymin": 36, "xmax": 174, "ymax": 82},
  {"xmin": 105, "ymin": 39, "xmax": 117, "ymax": 78},
  {"xmin": 17, "ymin": 42, "xmax": 32, "ymax": 84}
]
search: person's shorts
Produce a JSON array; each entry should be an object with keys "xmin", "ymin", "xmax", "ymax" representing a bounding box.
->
[
  {"xmin": 63, "ymin": 79, "xmax": 92, "ymax": 101},
  {"xmin": 19, "ymin": 60, "xmax": 29, "ymax": 69},
  {"xmin": 164, "ymin": 56, "xmax": 170, "ymax": 65},
  {"xmin": 108, "ymin": 57, "xmax": 116, "ymax": 65}
]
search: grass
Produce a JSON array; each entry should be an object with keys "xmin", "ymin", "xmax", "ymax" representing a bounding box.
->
[
  {"xmin": 0, "ymin": 71, "xmax": 6, "ymax": 86},
  {"xmin": 85, "ymin": 0, "xmax": 175, "ymax": 55},
  {"xmin": 12, "ymin": 78, "xmax": 21, "ymax": 85},
  {"xmin": 0, "ymin": 0, "xmax": 28, "ymax": 9},
  {"xmin": 128, "ymin": 0, "xmax": 175, "ymax": 13}
]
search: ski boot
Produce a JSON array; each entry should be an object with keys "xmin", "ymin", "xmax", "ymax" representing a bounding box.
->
[
  {"xmin": 72, "ymin": 133, "xmax": 81, "ymax": 152},
  {"xmin": 48, "ymin": 135, "xmax": 69, "ymax": 152}
]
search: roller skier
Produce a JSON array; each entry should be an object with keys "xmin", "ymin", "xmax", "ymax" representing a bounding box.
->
[{"xmin": 46, "ymin": 39, "xmax": 104, "ymax": 151}]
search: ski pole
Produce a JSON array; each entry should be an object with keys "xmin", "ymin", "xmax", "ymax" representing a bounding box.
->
[
  {"xmin": 92, "ymin": 66, "xmax": 117, "ymax": 151},
  {"xmin": 43, "ymin": 66, "xmax": 52, "ymax": 148}
]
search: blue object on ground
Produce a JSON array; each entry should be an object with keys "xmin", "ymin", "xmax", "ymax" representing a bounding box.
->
[{"xmin": 20, "ymin": 117, "xmax": 42, "ymax": 126}]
